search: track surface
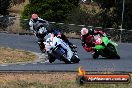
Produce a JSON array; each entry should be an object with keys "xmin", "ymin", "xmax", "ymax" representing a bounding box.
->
[{"xmin": 0, "ymin": 33, "xmax": 132, "ymax": 72}]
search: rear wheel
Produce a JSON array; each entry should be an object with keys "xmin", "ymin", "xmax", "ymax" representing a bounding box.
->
[
  {"xmin": 63, "ymin": 59, "xmax": 71, "ymax": 64},
  {"xmin": 48, "ymin": 54, "xmax": 56, "ymax": 63}
]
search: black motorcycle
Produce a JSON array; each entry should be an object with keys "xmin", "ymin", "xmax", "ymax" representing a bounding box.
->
[{"xmin": 34, "ymin": 23, "xmax": 48, "ymax": 53}]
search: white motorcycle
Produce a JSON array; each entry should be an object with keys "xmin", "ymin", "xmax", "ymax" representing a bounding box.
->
[{"xmin": 44, "ymin": 34, "xmax": 80, "ymax": 64}]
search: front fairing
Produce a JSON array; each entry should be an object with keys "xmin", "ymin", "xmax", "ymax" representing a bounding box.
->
[
  {"xmin": 38, "ymin": 27, "xmax": 47, "ymax": 34},
  {"xmin": 95, "ymin": 36, "xmax": 109, "ymax": 50},
  {"xmin": 95, "ymin": 35, "xmax": 119, "ymax": 54},
  {"xmin": 95, "ymin": 45, "xmax": 105, "ymax": 50},
  {"xmin": 44, "ymin": 37, "xmax": 58, "ymax": 51}
]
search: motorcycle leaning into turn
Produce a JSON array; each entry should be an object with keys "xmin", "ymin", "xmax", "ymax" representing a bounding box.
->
[
  {"xmin": 44, "ymin": 33, "xmax": 80, "ymax": 64},
  {"xmin": 92, "ymin": 34, "xmax": 120, "ymax": 59},
  {"xmin": 32, "ymin": 23, "xmax": 49, "ymax": 53}
]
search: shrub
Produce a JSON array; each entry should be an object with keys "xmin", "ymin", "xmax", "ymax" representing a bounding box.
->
[{"xmin": 21, "ymin": 0, "xmax": 79, "ymax": 30}]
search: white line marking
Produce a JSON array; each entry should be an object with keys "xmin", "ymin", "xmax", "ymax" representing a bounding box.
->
[
  {"xmin": 40, "ymin": 62, "xmax": 46, "ymax": 63},
  {"xmin": 58, "ymin": 23, "xmax": 64, "ymax": 25},
  {"xmin": 68, "ymin": 24, "xmax": 75, "ymax": 26},
  {"xmin": 78, "ymin": 25, "xmax": 85, "ymax": 27},
  {"xmin": 32, "ymin": 62, "xmax": 37, "ymax": 64},
  {"xmin": 19, "ymin": 63, "xmax": 26, "ymax": 65},
  {"xmin": 49, "ymin": 22, "xmax": 56, "ymax": 24},
  {"xmin": 0, "ymin": 64, "xmax": 8, "ymax": 66}
]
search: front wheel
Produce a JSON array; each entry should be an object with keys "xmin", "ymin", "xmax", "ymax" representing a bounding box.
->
[
  {"xmin": 115, "ymin": 54, "xmax": 120, "ymax": 59},
  {"xmin": 38, "ymin": 38, "xmax": 46, "ymax": 53},
  {"xmin": 71, "ymin": 55, "xmax": 80, "ymax": 63},
  {"xmin": 93, "ymin": 52, "xmax": 99, "ymax": 59},
  {"xmin": 92, "ymin": 50, "xmax": 100, "ymax": 59},
  {"xmin": 63, "ymin": 57, "xmax": 71, "ymax": 64},
  {"xmin": 107, "ymin": 44, "xmax": 120, "ymax": 59},
  {"xmin": 61, "ymin": 55, "xmax": 71, "ymax": 64},
  {"xmin": 38, "ymin": 43, "xmax": 46, "ymax": 53}
]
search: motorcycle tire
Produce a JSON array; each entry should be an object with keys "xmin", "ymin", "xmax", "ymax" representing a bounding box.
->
[
  {"xmin": 48, "ymin": 54, "xmax": 56, "ymax": 63},
  {"xmin": 107, "ymin": 44, "xmax": 120, "ymax": 59},
  {"xmin": 71, "ymin": 54, "xmax": 80, "ymax": 63},
  {"xmin": 63, "ymin": 59, "xmax": 71, "ymax": 64},
  {"xmin": 93, "ymin": 52, "xmax": 99, "ymax": 59},
  {"xmin": 61, "ymin": 55, "xmax": 71, "ymax": 64}
]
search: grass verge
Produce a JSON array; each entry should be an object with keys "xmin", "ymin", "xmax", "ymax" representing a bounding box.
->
[
  {"xmin": 0, "ymin": 47, "xmax": 36, "ymax": 64},
  {"xmin": 0, "ymin": 72, "xmax": 131, "ymax": 88}
]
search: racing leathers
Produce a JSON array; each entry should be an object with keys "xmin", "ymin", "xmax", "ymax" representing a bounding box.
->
[
  {"xmin": 29, "ymin": 17, "xmax": 49, "ymax": 53},
  {"xmin": 29, "ymin": 17, "xmax": 49, "ymax": 35},
  {"xmin": 48, "ymin": 27, "xmax": 76, "ymax": 49},
  {"xmin": 81, "ymin": 30, "xmax": 104, "ymax": 52}
]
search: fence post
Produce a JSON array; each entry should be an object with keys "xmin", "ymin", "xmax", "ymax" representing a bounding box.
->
[{"xmin": 118, "ymin": 28, "xmax": 125, "ymax": 43}]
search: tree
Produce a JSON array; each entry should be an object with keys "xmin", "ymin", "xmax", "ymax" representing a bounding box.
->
[
  {"xmin": 116, "ymin": 0, "xmax": 132, "ymax": 29},
  {"xmin": 94, "ymin": 0, "xmax": 132, "ymax": 29},
  {"xmin": 93, "ymin": 0, "xmax": 117, "ymax": 28},
  {"xmin": 22, "ymin": 0, "xmax": 79, "ymax": 22},
  {"xmin": 10, "ymin": 0, "xmax": 25, "ymax": 5},
  {"xmin": 0, "ymin": 0, "xmax": 10, "ymax": 15},
  {"xmin": 0, "ymin": 0, "xmax": 25, "ymax": 15}
]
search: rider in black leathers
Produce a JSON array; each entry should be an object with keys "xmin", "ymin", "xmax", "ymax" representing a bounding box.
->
[{"xmin": 29, "ymin": 14, "xmax": 76, "ymax": 53}]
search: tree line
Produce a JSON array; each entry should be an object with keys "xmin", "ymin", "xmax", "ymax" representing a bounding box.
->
[{"xmin": 0, "ymin": 0, "xmax": 132, "ymax": 30}]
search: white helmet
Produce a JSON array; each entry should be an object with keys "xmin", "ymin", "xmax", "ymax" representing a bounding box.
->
[{"xmin": 81, "ymin": 28, "xmax": 88, "ymax": 35}]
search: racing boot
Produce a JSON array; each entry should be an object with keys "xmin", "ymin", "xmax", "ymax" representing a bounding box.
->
[{"xmin": 70, "ymin": 44, "xmax": 77, "ymax": 48}]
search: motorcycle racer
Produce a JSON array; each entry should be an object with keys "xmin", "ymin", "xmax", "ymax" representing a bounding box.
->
[
  {"xmin": 29, "ymin": 13, "xmax": 49, "ymax": 34},
  {"xmin": 29, "ymin": 14, "xmax": 49, "ymax": 53},
  {"xmin": 80, "ymin": 27, "xmax": 104, "ymax": 52},
  {"xmin": 29, "ymin": 14, "xmax": 76, "ymax": 52},
  {"xmin": 48, "ymin": 27, "xmax": 77, "ymax": 49},
  {"xmin": 45, "ymin": 33, "xmax": 73, "ymax": 61}
]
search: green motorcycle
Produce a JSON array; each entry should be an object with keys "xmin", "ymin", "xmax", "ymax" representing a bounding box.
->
[{"xmin": 93, "ymin": 34, "xmax": 120, "ymax": 59}]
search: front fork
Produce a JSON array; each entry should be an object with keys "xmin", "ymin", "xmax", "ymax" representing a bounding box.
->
[{"xmin": 38, "ymin": 38, "xmax": 46, "ymax": 53}]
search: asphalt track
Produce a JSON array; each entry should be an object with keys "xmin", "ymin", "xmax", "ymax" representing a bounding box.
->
[{"xmin": 0, "ymin": 33, "xmax": 132, "ymax": 72}]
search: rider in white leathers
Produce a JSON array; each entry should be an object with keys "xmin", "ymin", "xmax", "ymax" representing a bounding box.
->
[{"xmin": 45, "ymin": 33, "xmax": 73, "ymax": 61}]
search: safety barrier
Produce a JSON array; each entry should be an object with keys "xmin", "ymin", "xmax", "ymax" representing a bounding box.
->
[{"xmin": 0, "ymin": 16, "xmax": 132, "ymax": 42}]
